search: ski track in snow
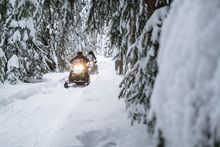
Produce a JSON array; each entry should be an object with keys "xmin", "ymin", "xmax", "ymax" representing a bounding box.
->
[{"xmin": 0, "ymin": 57, "xmax": 149, "ymax": 147}]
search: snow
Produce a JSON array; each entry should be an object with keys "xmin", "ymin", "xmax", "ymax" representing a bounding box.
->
[
  {"xmin": 151, "ymin": 0, "xmax": 220, "ymax": 147},
  {"xmin": 18, "ymin": 19, "xmax": 27, "ymax": 29},
  {"xmin": 0, "ymin": 57, "xmax": 149, "ymax": 147},
  {"xmin": 9, "ymin": 0, "xmax": 16, "ymax": 8},
  {"xmin": 0, "ymin": 48, "xmax": 6, "ymax": 58},
  {"xmin": 10, "ymin": 20, "xmax": 18, "ymax": 28},
  {"xmin": 135, "ymin": 6, "xmax": 169, "ymax": 56},
  {"xmin": 25, "ymin": 18, "xmax": 36, "ymax": 40},
  {"xmin": 20, "ymin": 18, "xmax": 36, "ymax": 41},
  {"xmin": 9, "ymin": 18, "xmax": 36, "ymax": 42},
  {"xmin": 11, "ymin": 30, "xmax": 21, "ymax": 43},
  {"xmin": 0, "ymin": 48, "xmax": 7, "ymax": 83},
  {"xmin": 144, "ymin": 6, "xmax": 169, "ymax": 44},
  {"xmin": 23, "ymin": 30, "xmax": 29, "ymax": 41},
  {"xmin": 7, "ymin": 55, "xmax": 19, "ymax": 71}
]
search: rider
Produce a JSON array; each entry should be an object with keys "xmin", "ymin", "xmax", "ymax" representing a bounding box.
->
[
  {"xmin": 86, "ymin": 50, "xmax": 98, "ymax": 74},
  {"xmin": 86, "ymin": 51, "xmax": 97, "ymax": 62},
  {"xmin": 66, "ymin": 51, "xmax": 90, "ymax": 87},
  {"xmin": 70, "ymin": 51, "xmax": 89, "ymax": 64}
]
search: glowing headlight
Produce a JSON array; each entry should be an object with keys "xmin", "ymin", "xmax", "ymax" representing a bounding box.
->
[
  {"xmin": 74, "ymin": 64, "xmax": 85, "ymax": 71},
  {"xmin": 71, "ymin": 64, "xmax": 85, "ymax": 73}
]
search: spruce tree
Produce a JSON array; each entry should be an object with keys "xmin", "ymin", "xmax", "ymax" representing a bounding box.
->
[
  {"xmin": 0, "ymin": 0, "xmax": 85, "ymax": 82},
  {"xmin": 86, "ymin": 0, "xmax": 172, "ymax": 126}
]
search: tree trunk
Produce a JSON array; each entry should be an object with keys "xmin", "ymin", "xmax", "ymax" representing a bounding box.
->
[
  {"xmin": 130, "ymin": 1, "xmax": 137, "ymax": 67},
  {"xmin": 146, "ymin": 0, "xmax": 156, "ymax": 19}
]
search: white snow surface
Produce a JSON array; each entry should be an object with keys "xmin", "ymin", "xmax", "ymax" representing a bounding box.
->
[
  {"xmin": 0, "ymin": 48, "xmax": 6, "ymax": 58},
  {"xmin": 7, "ymin": 55, "xmax": 19, "ymax": 70},
  {"xmin": 151, "ymin": 0, "xmax": 220, "ymax": 147},
  {"xmin": 0, "ymin": 57, "xmax": 149, "ymax": 147}
]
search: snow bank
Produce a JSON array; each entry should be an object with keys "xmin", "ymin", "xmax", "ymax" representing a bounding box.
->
[{"xmin": 151, "ymin": 0, "xmax": 220, "ymax": 147}]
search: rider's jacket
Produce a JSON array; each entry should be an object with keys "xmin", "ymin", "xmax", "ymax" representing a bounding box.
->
[
  {"xmin": 87, "ymin": 54, "xmax": 96, "ymax": 61},
  {"xmin": 70, "ymin": 55, "xmax": 89, "ymax": 64}
]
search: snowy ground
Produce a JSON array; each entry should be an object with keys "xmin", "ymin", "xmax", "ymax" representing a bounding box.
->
[{"xmin": 0, "ymin": 57, "xmax": 149, "ymax": 147}]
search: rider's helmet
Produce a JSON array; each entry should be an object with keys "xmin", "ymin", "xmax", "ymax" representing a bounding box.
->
[
  {"xmin": 88, "ymin": 51, "xmax": 94, "ymax": 55},
  {"xmin": 77, "ymin": 51, "xmax": 83, "ymax": 56}
]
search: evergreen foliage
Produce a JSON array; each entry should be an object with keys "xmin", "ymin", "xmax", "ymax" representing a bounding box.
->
[
  {"xmin": 86, "ymin": 0, "xmax": 171, "ymax": 125},
  {"xmin": 0, "ymin": 0, "xmax": 85, "ymax": 82},
  {"xmin": 0, "ymin": 48, "xmax": 7, "ymax": 82},
  {"xmin": 1, "ymin": 0, "xmax": 220, "ymax": 147}
]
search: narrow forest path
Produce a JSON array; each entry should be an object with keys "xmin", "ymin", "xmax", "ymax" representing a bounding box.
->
[{"xmin": 0, "ymin": 57, "xmax": 149, "ymax": 147}]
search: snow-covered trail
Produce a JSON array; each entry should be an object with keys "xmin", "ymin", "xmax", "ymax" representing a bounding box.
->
[{"xmin": 0, "ymin": 57, "xmax": 149, "ymax": 147}]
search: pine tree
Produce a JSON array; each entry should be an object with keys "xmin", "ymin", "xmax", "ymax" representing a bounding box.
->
[
  {"xmin": 119, "ymin": 1, "xmax": 170, "ymax": 125},
  {"xmin": 0, "ymin": 0, "xmax": 85, "ymax": 83},
  {"xmin": 86, "ymin": 0, "xmax": 172, "ymax": 126},
  {"xmin": 0, "ymin": 0, "xmax": 50, "ymax": 81}
]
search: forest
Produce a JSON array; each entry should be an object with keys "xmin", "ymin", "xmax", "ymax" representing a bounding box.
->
[{"xmin": 0, "ymin": 0, "xmax": 220, "ymax": 147}]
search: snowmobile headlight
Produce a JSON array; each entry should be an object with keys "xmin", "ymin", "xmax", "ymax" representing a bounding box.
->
[
  {"xmin": 73, "ymin": 64, "xmax": 85, "ymax": 73},
  {"xmin": 88, "ymin": 61, "xmax": 94, "ymax": 66}
]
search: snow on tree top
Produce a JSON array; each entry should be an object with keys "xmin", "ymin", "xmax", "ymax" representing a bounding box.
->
[
  {"xmin": 9, "ymin": 18, "xmax": 36, "ymax": 42},
  {"xmin": 144, "ymin": 6, "xmax": 169, "ymax": 43},
  {"xmin": 10, "ymin": 20, "xmax": 18, "ymax": 28},
  {"xmin": 9, "ymin": 0, "xmax": 16, "ymax": 8},
  {"xmin": 7, "ymin": 55, "xmax": 19, "ymax": 70},
  {"xmin": 11, "ymin": 30, "xmax": 21, "ymax": 43},
  {"xmin": 0, "ymin": 48, "xmax": 6, "ymax": 58}
]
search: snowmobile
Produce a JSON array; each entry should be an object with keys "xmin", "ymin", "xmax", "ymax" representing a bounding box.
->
[
  {"xmin": 88, "ymin": 60, "xmax": 98, "ymax": 75},
  {"xmin": 64, "ymin": 59, "xmax": 90, "ymax": 88}
]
